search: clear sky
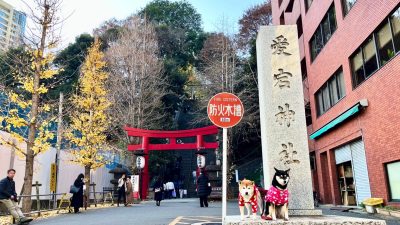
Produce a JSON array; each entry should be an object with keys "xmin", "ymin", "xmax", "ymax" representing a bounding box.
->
[{"xmin": 10, "ymin": 0, "xmax": 266, "ymax": 47}]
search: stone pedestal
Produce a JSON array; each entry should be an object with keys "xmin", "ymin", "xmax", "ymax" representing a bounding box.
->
[
  {"xmin": 256, "ymin": 25, "xmax": 320, "ymax": 215},
  {"xmin": 225, "ymin": 216, "xmax": 386, "ymax": 225}
]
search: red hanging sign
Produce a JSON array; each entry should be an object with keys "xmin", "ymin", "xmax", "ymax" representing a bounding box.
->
[{"xmin": 207, "ymin": 92, "xmax": 244, "ymax": 128}]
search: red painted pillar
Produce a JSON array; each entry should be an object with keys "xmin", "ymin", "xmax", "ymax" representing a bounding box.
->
[
  {"xmin": 142, "ymin": 136, "xmax": 149, "ymax": 200},
  {"xmin": 196, "ymin": 135, "xmax": 204, "ymax": 177},
  {"xmin": 196, "ymin": 134, "xmax": 203, "ymax": 149}
]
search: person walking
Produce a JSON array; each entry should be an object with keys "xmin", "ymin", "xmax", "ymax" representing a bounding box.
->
[
  {"xmin": 163, "ymin": 182, "xmax": 167, "ymax": 200},
  {"xmin": 196, "ymin": 171, "xmax": 211, "ymax": 207},
  {"xmin": 71, "ymin": 173, "xmax": 85, "ymax": 213},
  {"xmin": 0, "ymin": 169, "xmax": 33, "ymax": 224},
  {"xmin": 173, "ymin": 180, "xmax": 179, "ymax": 199},
  {"xmin": 178, "ymin": 179, "xmax": 184, "ymax": 199},
  {"xmin": 125, "ymin": 177, "xmax": 133, "ymax": 206},
  {"xmin": 166, "ymin": 180, "xmax": 175, "ymax": 199},
  {"xmin": 153, "ymin": 177, "xmax": 163, "ymax": 206},
  {"xmin": 117, "ymin": 174, "xmax": 127, "ymax": 207}
]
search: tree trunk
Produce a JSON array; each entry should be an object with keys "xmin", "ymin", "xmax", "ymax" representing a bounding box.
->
[
  {"xmin": 84, "ymin": 165, "xmax": 91, "ymax": 207},
  {"xmin": 21, "ymin": 0, "xmax": 50, "ymax": 212},
  {"xmin": 21, "ymin": 151, "xmax": 34, "ymax": 212},
  {"xmin": 22, "ymin": 51, "xmax": 41, "ymax": 213}
]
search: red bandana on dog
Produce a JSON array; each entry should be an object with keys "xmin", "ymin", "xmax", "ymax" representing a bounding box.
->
[
  {"xmin": 238, "ymin": 186, "xmax": 258, "ymax": 213},
  {"xmin": 265, "ymin": 186, "xmax": 289, "ymax": 206}
]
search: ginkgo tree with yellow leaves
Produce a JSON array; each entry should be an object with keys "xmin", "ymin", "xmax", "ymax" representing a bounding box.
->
[
  {"xmin": 0, "ymin": 48, "xmax": 60, "ymax": 212},
  {"xmin": 0, "ymin": 0, "xmax": 66, "ymax": 212},
  {"xmin": 65, "ymin": 39, "xmax": 112, "ymax": 199}
]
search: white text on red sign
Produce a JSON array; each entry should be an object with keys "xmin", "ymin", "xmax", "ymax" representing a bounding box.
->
[{"xmin": 209, "ymin": 104, "xmax": 242, "ymax": 117}]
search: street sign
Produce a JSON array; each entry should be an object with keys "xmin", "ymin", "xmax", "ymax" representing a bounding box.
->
[
  {"xmin": 207, "ymin": 92, "xmax": 244, "ymax": 128},
  {"xmin": 207, "ymin": 92, "xmax": 244, "ymax": 222},
  {"xmin": 50, "ymin": 163, "xmax": 57, "ymax": 192},
  {"xmin": 131, "ymin": 175, "xmax": 139, "ymax": 193}
]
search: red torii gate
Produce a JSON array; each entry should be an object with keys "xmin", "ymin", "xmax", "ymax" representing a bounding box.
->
[{"xmin": 124, "ymin": 125, "xmax": 219, "ymax": 199}]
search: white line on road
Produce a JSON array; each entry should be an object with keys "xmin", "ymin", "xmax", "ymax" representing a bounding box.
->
[
  {"xmin": 169, "ymin": 216, "xmax": 183, "ymax": 225},
  {"xmin": 180, "ymin": 218, "xmax": 209, "ymax": 222}
]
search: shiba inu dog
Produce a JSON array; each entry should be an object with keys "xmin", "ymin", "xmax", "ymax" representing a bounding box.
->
[
  {"xmin": 238, "ymin": 179, "xmax": 262, "ymax": 220},
  {"xmin": 261, "ymin": 168, "xmax": 290, "ymax": 221}
]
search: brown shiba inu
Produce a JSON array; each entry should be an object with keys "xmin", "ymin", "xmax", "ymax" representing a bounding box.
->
[
  {"xmin": 261, "ymin": 168, "xmax": 290, "ymax": 221},
  {"xmin": 238, "ymin": 179, "xmax": 262, "ymax": 220}
]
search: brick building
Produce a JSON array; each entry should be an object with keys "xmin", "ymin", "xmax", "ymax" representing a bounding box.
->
[{"xmin": 271, "ymin": 0, "xmax": 399, "ymax": 206}]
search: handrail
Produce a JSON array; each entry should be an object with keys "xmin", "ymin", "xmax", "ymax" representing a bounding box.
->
[{"xmin": 0, "ymin": 191, "xmax": 115, "ymax": 217}]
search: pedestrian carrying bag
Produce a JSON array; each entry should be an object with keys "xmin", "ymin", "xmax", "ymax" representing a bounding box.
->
[
  {"xmin": 172, "ymin": 189, "xmax": 176, "ymax": 198},
  {"xmin": 70, "ymin": 185, "xmax": 80, "ymax": 194},
  {"xmin": 155, "ymin": 188, "xmax": 161, "ymax": 193}
]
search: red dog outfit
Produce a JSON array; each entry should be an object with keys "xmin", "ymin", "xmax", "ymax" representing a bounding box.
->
[
  {"xmin": 238, "ymin": 186, "xmax": 258, "ymax": 213},
  {"xmin": 265, "ymin": 186, "xmax": 289, "ymax": 205}
]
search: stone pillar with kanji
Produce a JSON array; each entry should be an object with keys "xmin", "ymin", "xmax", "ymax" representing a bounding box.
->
[{"xmin": 256, "ymin": 25, "xmax": 321, "ymax": 216}]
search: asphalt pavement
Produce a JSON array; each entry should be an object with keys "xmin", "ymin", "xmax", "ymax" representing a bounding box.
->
[{"xmin": 28, "ymin": 199, "xmax": 399, "ymax": 225}]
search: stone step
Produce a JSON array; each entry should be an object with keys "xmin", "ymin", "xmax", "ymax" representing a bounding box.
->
[{"xmin": 225, "ymin": 215, "xmax": 386, "ymax": 225}]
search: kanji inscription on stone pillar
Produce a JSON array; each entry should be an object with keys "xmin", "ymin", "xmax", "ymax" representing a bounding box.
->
[{"xmin": 257, "ymin": 25, "xmax": 321, "ymax": 216}]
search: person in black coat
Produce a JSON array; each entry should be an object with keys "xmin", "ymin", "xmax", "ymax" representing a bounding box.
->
[
  {"xmin": 153, "ymin": 177, "xmax": 163, "ymax": 206},
  {"xmin": 71, "ymin": 174, "xmax": 85, "ymax": 213},
  {"xmin": 197, "ymin": 171, "xmax": 211, "ymax": 207}
]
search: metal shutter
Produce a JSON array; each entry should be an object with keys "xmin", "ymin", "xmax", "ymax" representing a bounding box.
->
[
  {"xmin": 335, "ymin": 145, "xmax": 351, "ymax": 164},
  {"xmin": 350, "ymin": 140, "xmax": 371, "ymax": 205}
]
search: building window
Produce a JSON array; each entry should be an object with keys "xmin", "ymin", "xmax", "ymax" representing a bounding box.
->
[
  {"xmin": 301, "ymin": 58, "xmax": 307, "ymax": 80},
  {"xmin": 280, "ymin": 12, "xmax": 285, "ymax": 25},
  {"xmin": 310, "ymin": 153, "xmax": 316, "ymax": 170},
  {"xmin": 0, "ymin": 10, "xmax": 8, "ymax": 18},
  {"xmin": 386, "ymin": 161, "xmax": 400, "ymax": 201},
  {"xmin": 351, "ymin": 36, "xmax": 383, "ymax": 87},
  {"xmin": 305, "ymin": 0, "xmax": 313, "ymax": 12},
  {"xmin": 305, "ymin": 102, "xmax": 312, "ymax": 126},
  {"xmin": 0, "ymin": 16, "xmax": 7, "ymax": 26},
  {"xmin": 390, "ymin": 7, "xmax": 400, "ymax": 53},
  {"xmin": 310, "ymin": 4, "xmax": 337, "ymax": 61},
  {"xmin": 286, "ymin": 0, "xmax": 295, "ymax": 13},
  {"xmin": 363, "ymin": 37, "xmax": 378, "ymax": 77},
  {"xmin": 0, "ymin": 23, "xmax": 6, "ymax": 31},
  {"xmin": 377, "ymin": 21, "xmax": 395, "ymax": 66},
  {"xmin": 351, "ymin": 50, "xmax": 365, "ymax": 87},
  {"xmin": 350, "ymin": 6, "xmax": 400, "ymax": 88},
  {"xmin": 342, "ymin": 0, "xmax": 357, "ymax": 16},
  {"xmin": 297, "ymin": 16, "xmax": 303, "ymax": 38},
  {"xmin": 315, "ymin": 68, "xmax": 346, "ymax": 116},
  {"xmin": 0, "ymin": 6, "xmax": 10, "ymax": 14}
]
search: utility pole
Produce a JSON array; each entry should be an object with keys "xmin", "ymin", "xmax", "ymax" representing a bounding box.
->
[{"xmin": 54, "ymin": 92, "xmax": 63, "ymax": 207}]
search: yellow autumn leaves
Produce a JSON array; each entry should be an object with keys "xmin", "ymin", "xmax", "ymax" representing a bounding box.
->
[
  {"xmin": 0, "ymin": 49, "xmax": 59, "ymax": 157},
  {"xmin": 66, "ymin": 39, "xmax": 111, "ymax": 170},
  {"xmin": 0, "ymin": 39, "xmax": 111, "ymax": 168}
]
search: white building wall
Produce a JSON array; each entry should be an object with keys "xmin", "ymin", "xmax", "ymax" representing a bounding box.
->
[{"xmin": 0, "ymin": 132, "xmax": 114, "ymax": 199}]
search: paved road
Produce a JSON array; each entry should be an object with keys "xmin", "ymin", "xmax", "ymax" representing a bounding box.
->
[
  {"xmin": 29, "ymin": 199, "xmax": 399, "ymax": 225},
  {"xmin": 31, "ymin": 199, "xmax": 228, "ymax": 225}
]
